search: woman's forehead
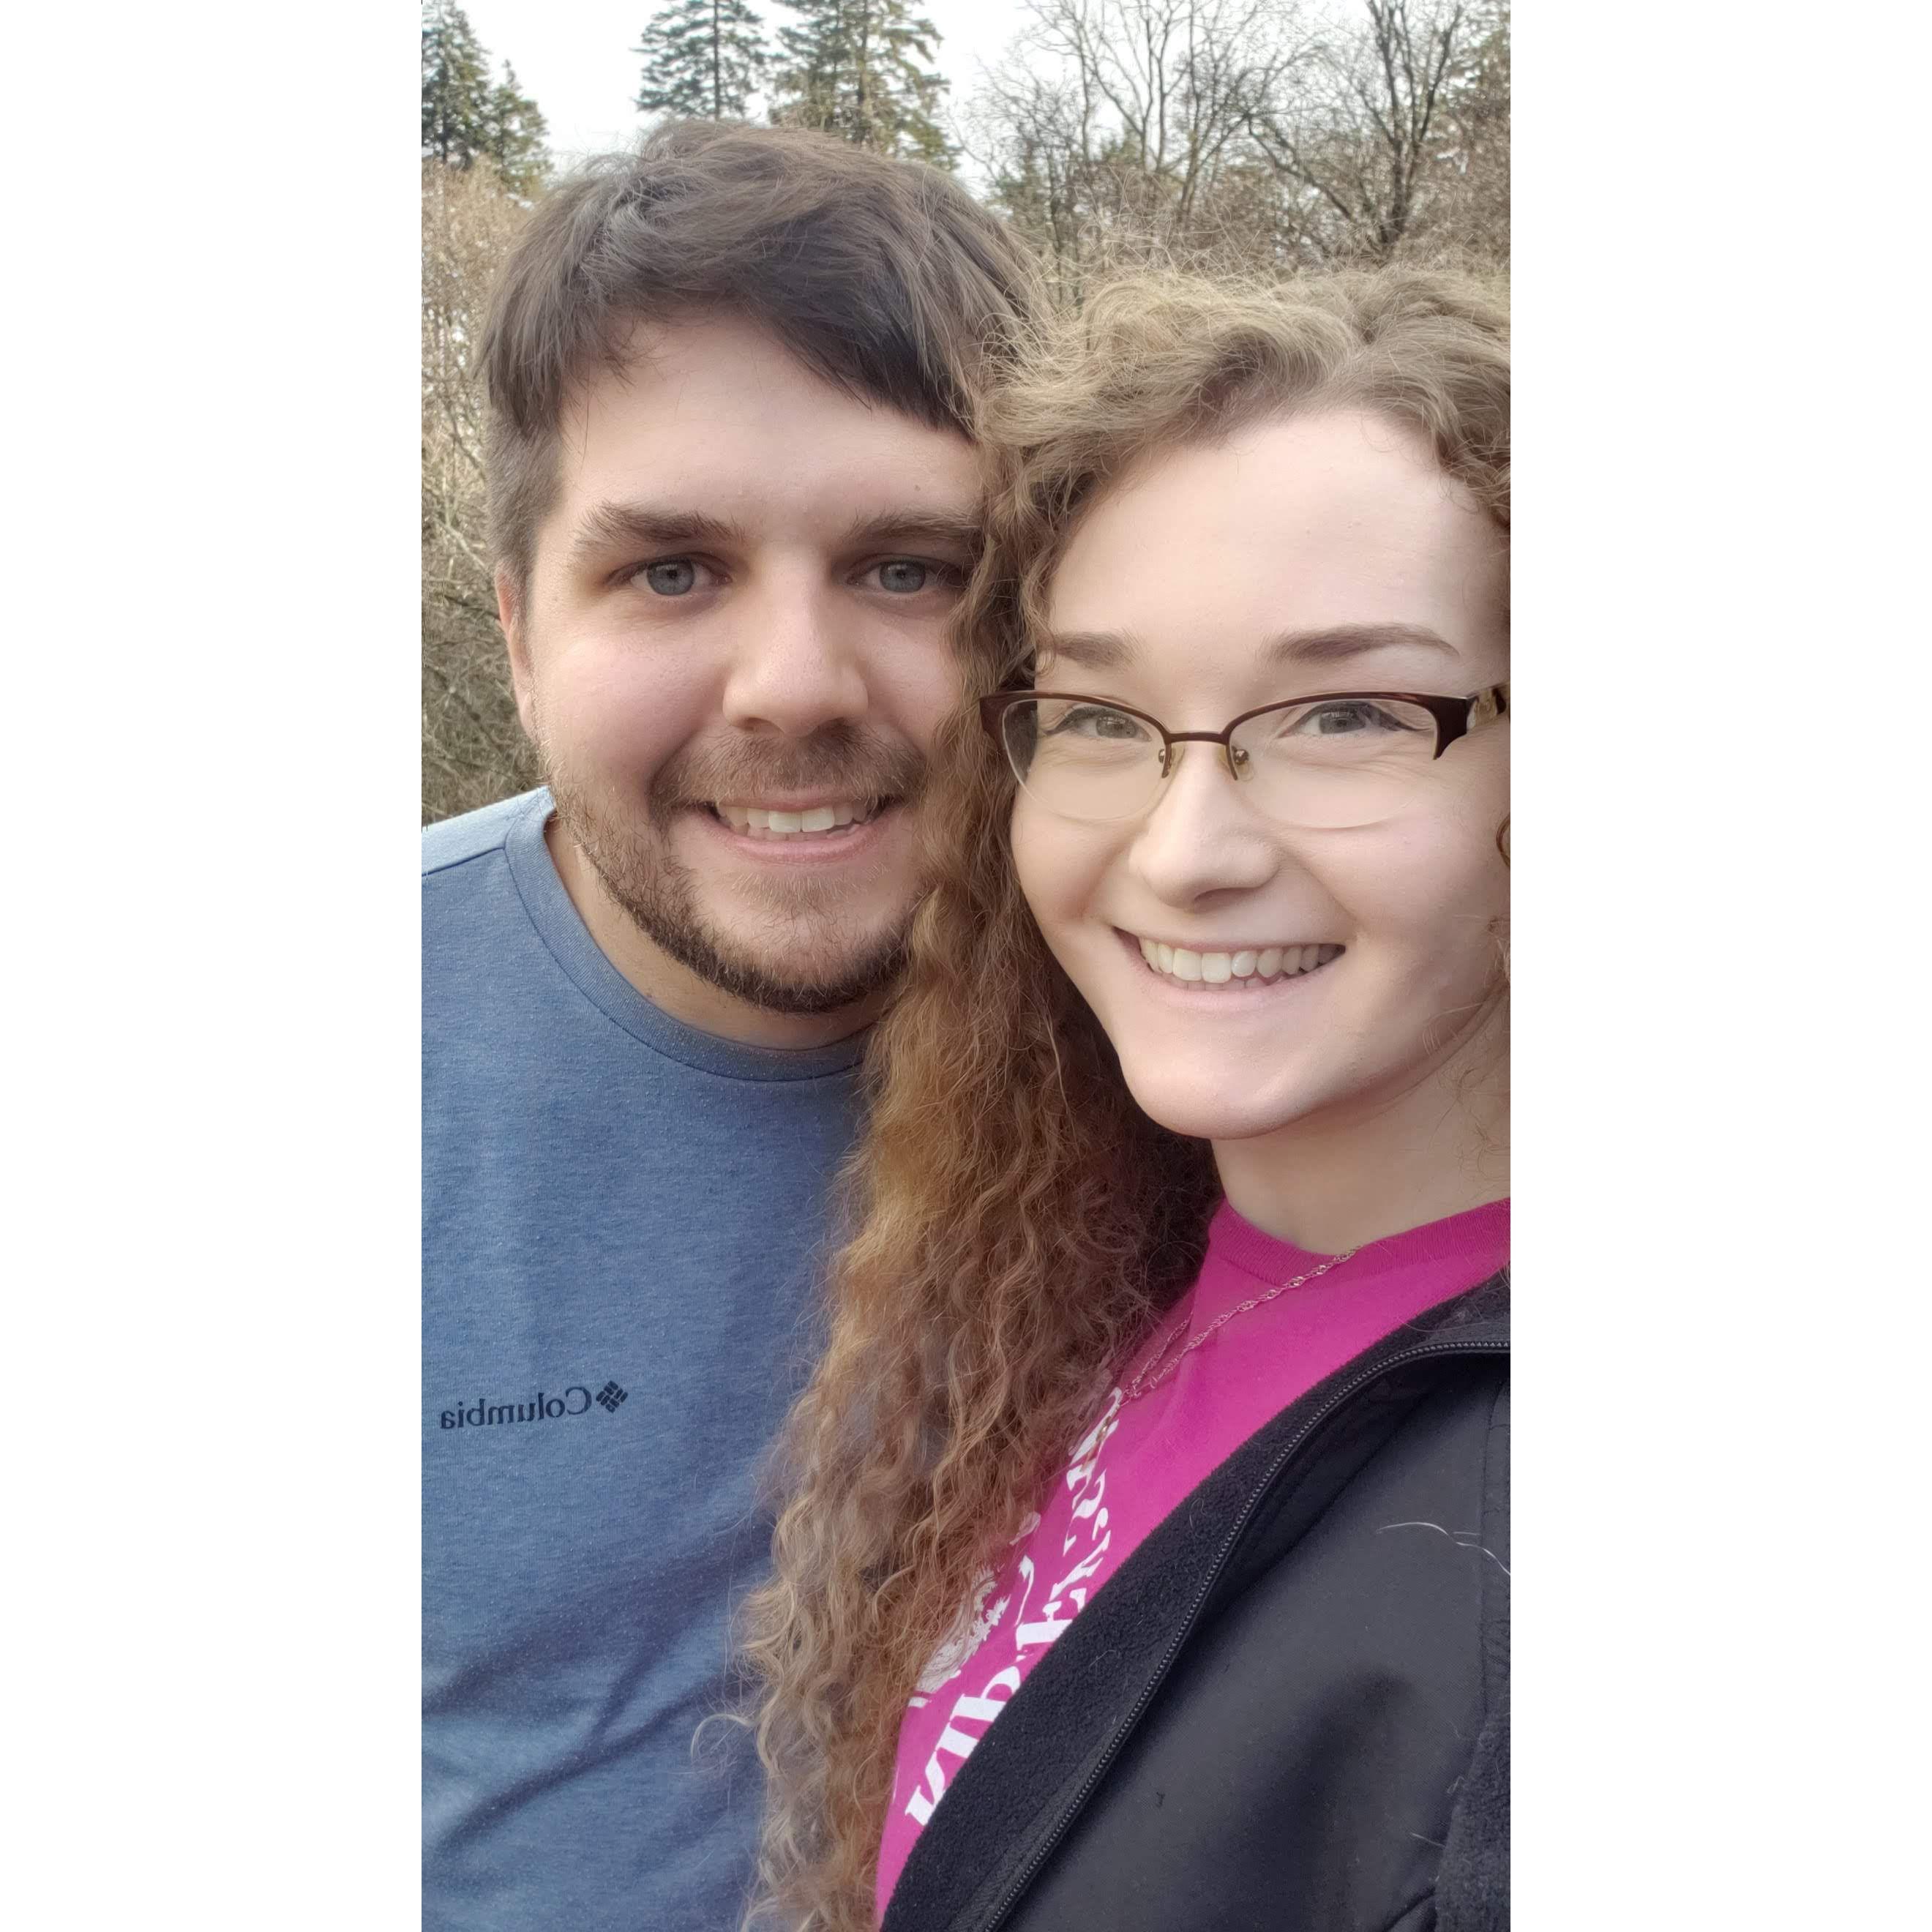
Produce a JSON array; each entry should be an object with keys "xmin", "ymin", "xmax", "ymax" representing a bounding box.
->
[{"xmin": 1045, "ymin": 413, "xmax": 1505, "ymax": 685}]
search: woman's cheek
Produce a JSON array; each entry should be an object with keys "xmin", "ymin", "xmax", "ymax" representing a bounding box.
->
[{"xmin": 1010, "ymin": 798, "xmax": 1090, "ymax": 935}]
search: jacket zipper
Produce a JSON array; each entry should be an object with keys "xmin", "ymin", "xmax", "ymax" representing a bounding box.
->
[{"xmin": 968, "ymin": 1334, "xmax": 1509, "ymax": 1932}]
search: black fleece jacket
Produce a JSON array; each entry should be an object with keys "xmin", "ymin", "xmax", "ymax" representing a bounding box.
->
[{"xmin": 881, "ymin": 1273, "xmax": 1510, "ymax": 1932}]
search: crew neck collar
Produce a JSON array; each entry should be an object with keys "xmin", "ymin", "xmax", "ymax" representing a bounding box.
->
[{"xmin": 1206, "ymin": 1195, "xmax": 1511, "ymax": 1287}]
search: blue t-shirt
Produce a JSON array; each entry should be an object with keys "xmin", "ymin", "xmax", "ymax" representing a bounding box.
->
[{"xmin": 424, "ymin": 789, "xmax": 864, "ymax": 1932}]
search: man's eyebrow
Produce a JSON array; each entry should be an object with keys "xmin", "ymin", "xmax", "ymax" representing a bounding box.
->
[
  {"xmin": 568, "ymin": 501, "xmax": 746, "ymax": 563},
  {"xmin": 1263, "ymin": 622, "xmax": 1456, "ymax": 665},
  {"xmin": 836, "ymin": 508, "xmax": 984, "ymax": 553},
  {"xmin": 568, "ymin": 501, "xmax": 982, "ymax": 565}
]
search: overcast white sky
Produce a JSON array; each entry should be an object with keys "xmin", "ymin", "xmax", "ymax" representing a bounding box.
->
[{"xmin": 456, "ymin": 1, "xmax": 1039, "ymax": 179}]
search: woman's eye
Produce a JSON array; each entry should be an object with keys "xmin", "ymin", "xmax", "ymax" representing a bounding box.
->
[
  {"xmin": 1299, "ymin": 700, "xmax": 1407, "ymax": 736},
  {"xmin": 1052, "ymin": 705, "xmax": 1147, "ymax": 741},
  {"xmin": 634, "ymin": 559, "xmax": 701, "ymax": 596}
]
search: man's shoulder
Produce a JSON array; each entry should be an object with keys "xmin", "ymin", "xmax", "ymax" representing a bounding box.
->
[{"xmin": 422, "ymin": 789, "xmax": 547, "ymax": 883}]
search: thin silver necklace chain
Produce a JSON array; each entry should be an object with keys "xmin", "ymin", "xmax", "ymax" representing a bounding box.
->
[{"xmin": 1121, "ymin": 1248, "xmax": 1360, "ymax": 1404}]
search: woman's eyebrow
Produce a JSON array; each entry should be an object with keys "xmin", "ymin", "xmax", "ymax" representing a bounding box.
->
[
  {"xmin": 1036, "ymin": 629, "xmax": 1136, "ymax": 670},
  {"xmin": 1265, "ymin": 623, "xmax": 1455, "ymax": 665},
  {"xmin": 1038, "ymin": 623, "xmax": 1454, "ymax": 673}
]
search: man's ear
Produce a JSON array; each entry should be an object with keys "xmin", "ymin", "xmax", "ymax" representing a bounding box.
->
[{"xmin": 497, "ymin": 566, "xmax": 539, "ymax": 741}]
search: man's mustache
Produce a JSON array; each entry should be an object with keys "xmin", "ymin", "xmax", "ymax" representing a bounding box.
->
[{"xmin": 653, "ymin": 727, "xmax": 926, "ymax": 812}]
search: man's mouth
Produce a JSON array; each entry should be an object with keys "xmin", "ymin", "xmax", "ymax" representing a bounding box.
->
[
  {"xmin": 705, "ymin": 798, "xmax": 891, "ymax": 842},
  {"xmin": 1128, "ymin": 933, "xmax": 1345, "ymax": 989}
]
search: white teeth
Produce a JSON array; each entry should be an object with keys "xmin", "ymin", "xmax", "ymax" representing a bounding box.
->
[
  {"xmin": 1134, "ymin": 937, "xmax": 1341, "ymax": 989},
  {"xmin": 716, "ymin": 800, "xmax": 876, "ymax": 840}
]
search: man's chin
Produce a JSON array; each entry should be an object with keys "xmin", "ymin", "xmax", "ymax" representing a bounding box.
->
[
  {"xmin": 606, "ymin": 862, "xmax": 911, "ymax": 1015},
  {"xmin": 547, "ymin": 782, "xmax": 913, "ymax": 1016},
  {"xmin": 648, "ymin": 921, "xmax": 910, "ymax": 1016}
]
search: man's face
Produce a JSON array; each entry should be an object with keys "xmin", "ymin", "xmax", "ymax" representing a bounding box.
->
[{"xmin": 502, "ymin": 314, "xmax": 981, "ymax": 1017}]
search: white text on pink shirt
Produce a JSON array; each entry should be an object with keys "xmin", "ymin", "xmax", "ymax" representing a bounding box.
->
[{"xmin": 900, "ymin": 1388, "xmax": 1125, "ymax": 1825}]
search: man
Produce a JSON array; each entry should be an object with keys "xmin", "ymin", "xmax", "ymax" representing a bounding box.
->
[{"xmin": 423, "ymin": 121, "xmax": 1038, "ymax": 1931}]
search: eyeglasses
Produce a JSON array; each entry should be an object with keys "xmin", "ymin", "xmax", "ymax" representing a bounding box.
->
[{"xmin": 978, "ymin": 684, "xmax": 1508, "ymax": 829}]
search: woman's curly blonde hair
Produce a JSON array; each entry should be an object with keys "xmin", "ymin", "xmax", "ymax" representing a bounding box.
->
[{"xmin": 737, "ymin": 267, "xmax": 1510, "ymax": 1931}]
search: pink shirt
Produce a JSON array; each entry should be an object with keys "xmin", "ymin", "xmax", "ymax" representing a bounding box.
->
[{"xmin": 875, "ymin": 1197, "xmax": 1510, "ymax": 1919}]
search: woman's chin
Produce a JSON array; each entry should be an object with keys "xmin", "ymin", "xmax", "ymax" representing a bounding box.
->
[{"xmin": 1118, "ymin": 1063, "xmax": 1316, "ymax": 1146}]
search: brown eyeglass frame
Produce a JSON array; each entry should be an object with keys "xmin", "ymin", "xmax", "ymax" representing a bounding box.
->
[{"xmin": 978, "ymin": 684, "xmax": 1510, "ymax": 779}]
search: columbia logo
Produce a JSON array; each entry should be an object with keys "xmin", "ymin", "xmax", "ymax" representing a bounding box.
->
[{"xmin": 436, "ymin": 1382, "xmax": 632, "ymax": 1431}]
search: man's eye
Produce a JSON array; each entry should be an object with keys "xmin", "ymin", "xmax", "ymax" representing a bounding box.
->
[
  {"xmin": 870, "ymin": 559, "xmax": 960, "ymax": 594},
  {"xmin": 634, "ymin": 559, "xmax": 700, "ymax": 596}
]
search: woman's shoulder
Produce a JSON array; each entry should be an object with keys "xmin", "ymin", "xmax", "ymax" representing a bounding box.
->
[{"xmin": 882, "ymin": 1311, "xmax": 1508, "ymax": 1931}]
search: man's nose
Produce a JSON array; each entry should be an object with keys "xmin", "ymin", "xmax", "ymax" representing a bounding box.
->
[
  {"xmin": 719, "ymin": 580, "xmax": 869, "ymax": 737},
  {"xmin": 1128, "ymin": 743, "xmax": 1281, "ymax": 907}
]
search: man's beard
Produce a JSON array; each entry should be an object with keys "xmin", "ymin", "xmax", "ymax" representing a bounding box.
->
[{"xmin": 540, "ymin": 723, "xmax": 926, "ymax": 1017}]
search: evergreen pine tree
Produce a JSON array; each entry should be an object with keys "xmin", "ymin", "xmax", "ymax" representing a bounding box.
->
[
  {"xmin": 635, "ymin": 0, "xmax": 768, "ymax": 121},
  {"xmin": 484, "ymin": 61, "xmax": 550, "ymax": 196},
  {"xmin": 422, "ymin": 0, "xmax": 495, "ymax": 165},
  {"xmin": 423, "ymin": 4, "xmax": 550, "ymax": 194},
  {"xmin": 769, "ymin": 1, "xmax": 951, "ymax": 166},
  {"xmin": 770, "ymin": 0, "xmax": 843, "ymax": 135}
]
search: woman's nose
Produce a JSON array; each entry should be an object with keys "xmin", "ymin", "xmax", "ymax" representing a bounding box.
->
[{"xmin": 1127, "ymin": 742, "xmax": 1281, "ymax": 907}]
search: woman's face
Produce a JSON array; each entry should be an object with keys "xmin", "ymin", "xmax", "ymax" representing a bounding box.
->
[{"xmin": 1011, "ymin": 409, "xmax": 1509, "ymax": 1146}]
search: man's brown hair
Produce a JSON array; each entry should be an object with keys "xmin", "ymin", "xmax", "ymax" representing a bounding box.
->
[{"xmin": 477, "ymin": 119, "xmax": 1044, "ymax": 604}]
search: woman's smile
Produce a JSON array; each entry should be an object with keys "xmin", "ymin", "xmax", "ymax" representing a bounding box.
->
[{"xmin": 1123, "ymin": 930, "xmax": 1345, "ymax": 990}]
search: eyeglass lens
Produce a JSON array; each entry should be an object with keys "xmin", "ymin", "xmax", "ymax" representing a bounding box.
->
[{"xmin": 998, "ymin": 695, "xmax": 1456, "ymax": 829}]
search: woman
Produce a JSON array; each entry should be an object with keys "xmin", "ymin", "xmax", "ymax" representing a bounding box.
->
[{"xmin": 744, "ymin": 269, "xmax": 1510, "ymax": 1932}]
